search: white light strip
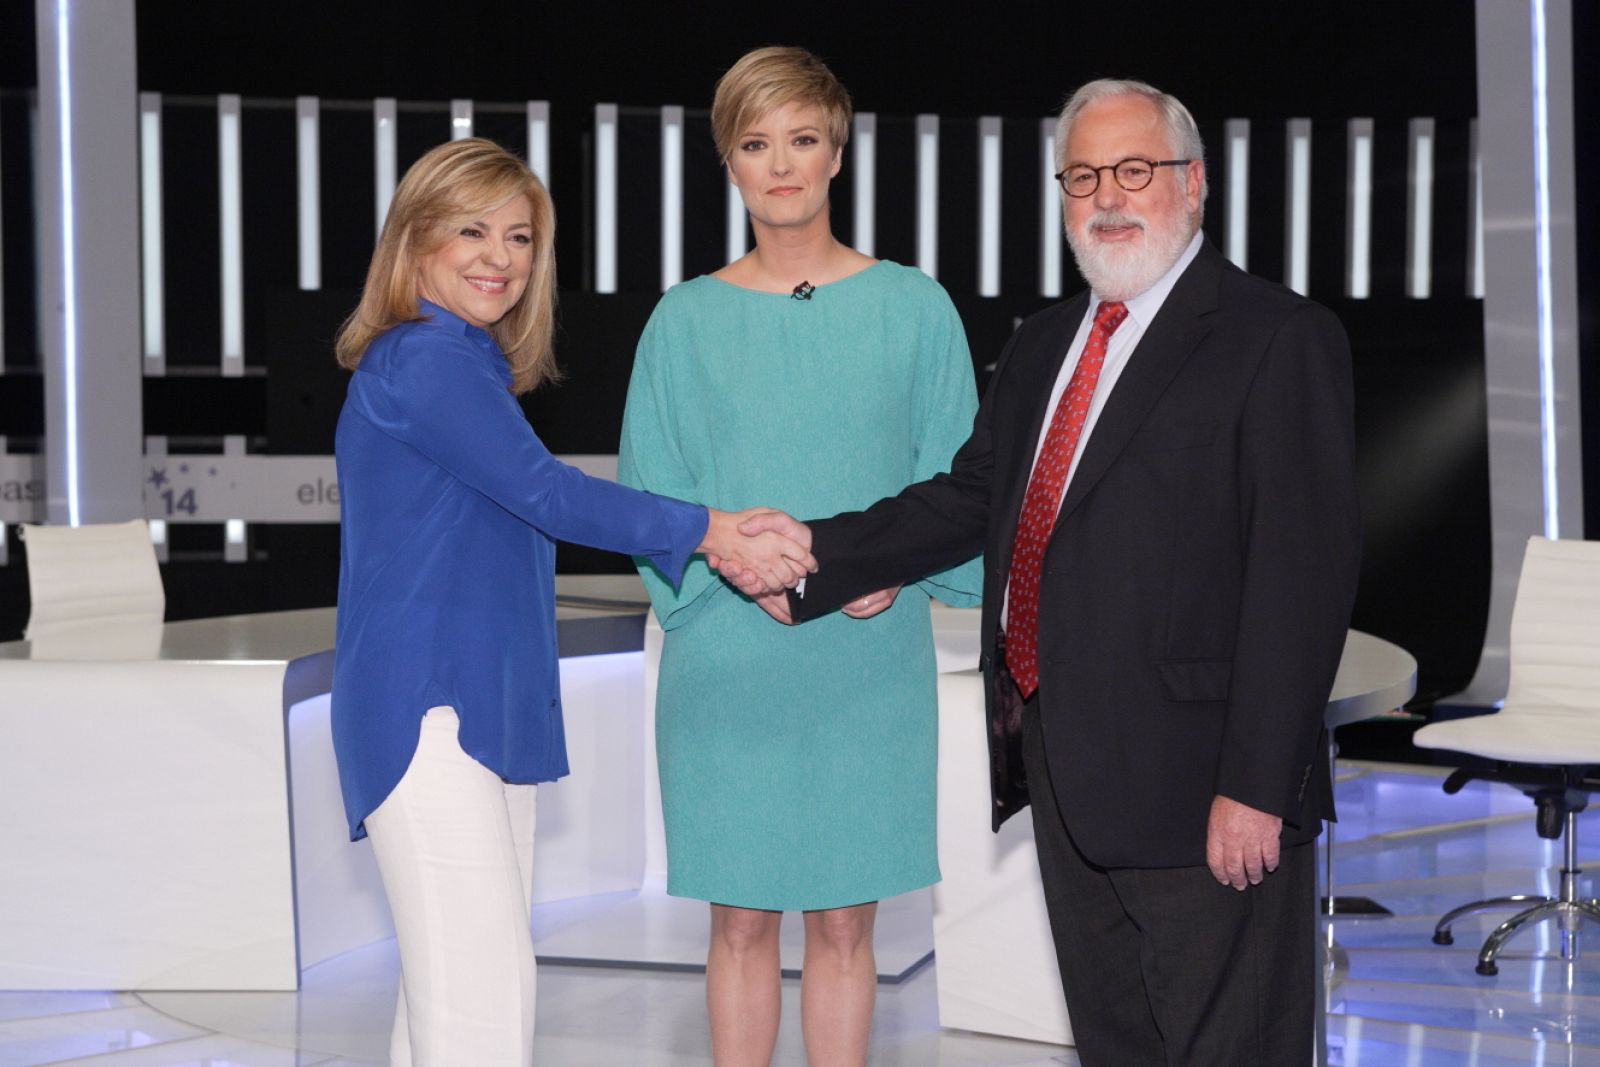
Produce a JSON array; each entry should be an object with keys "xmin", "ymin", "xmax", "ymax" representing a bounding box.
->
[
  {"xmin": 1468, "ymin": 119, "xmax": 1485, "ymax": 299},
  {"xmin": 374, "ymin": 98, "xmax": 397, "ymax": 238},
  {"xmin": 660, "ymin": 106, "xmax": 683, "ymax": 291},
  {"xmin": 853, "ymin": 113, "xmax": 876, "ymax": 256},
  {"xmin": 57, "ymin": 1, "xmax": 80, "ymax": 523},
  {"xmin": 1406, "ymin": 118, "xmax": 1435, "ymax": 299},
  {"xmin": 1284, "ymin": 118, "xmax": 1312, "ymax": 295},
  {"xmin": 296, "ymin": 96, "xmax": 321, "ymax": 291},
  {"xmin": 225, "ymin": 438, "xmax": 246, "ymax": 561},
  {"xmin": 144, "ymin": 435, "xmax": 168, "ymax": 562},
  {"xmin": 526, "ymin": 101, "xmax": 550, "ymax": 191},
  {"xmin": 594, "ymin": 104, "xmax": 618, "ymax": 294},
  {"xmin": 218, "ymin": 95, "xmax": 244, "ymax": 376},
  {"xmin": 1530, "ymin": 0, "xmax": 1559, "ymax": 537},
  {"xmin": 139, "ymin": 92, "xmax": 164, "ymax": 371},
  {"xmin": 725, "ymin": 177, "xmax": 746, "ymax": 263},
  {"xmin": 450, "ymin": 99, "xmax": 473, "ymax": 140},
  {"xmin": 916, "ymin": 114, "xmax": 939, "ymax": 279},
  {"xmin": 1225, "ymin": 119, "xmax": 1250, "ymax": 270},
  {"xmin": 1040, "ymin": 118, "xmax": 1061, "ymax": 298},
  {"xmin": 1345, "ymin": 118, "xmax": 1373, "ymax": 299},
  {"xmin": 978, "ymin": 117, "xmax": 1001, "ymax": 297}
]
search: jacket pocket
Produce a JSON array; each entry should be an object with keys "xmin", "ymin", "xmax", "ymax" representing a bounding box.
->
[{"xmin": 1156, "ymin": 658, "xmax": 1233, "ymax": 702}]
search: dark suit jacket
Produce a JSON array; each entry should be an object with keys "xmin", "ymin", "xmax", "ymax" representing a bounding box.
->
[{"xmin": 789, "ymin": 240, "xmax": 1361, "ymax": 870}]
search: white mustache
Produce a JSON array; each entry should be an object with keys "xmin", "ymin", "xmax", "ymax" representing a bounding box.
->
[{"xmin": 1088, "ymin": 211, "xmax": 1147, "ymax": 232}]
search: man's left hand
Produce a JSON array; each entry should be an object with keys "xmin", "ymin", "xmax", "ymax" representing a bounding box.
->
[{"xmin": 1206, "ymin": 795, "xmax": 1282, "ymax": 890}]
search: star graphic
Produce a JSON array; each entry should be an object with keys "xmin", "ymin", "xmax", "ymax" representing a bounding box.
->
[
  {"xmin": 208, "ymin": 467, "xmax": 218, "ymax": 477},
  {"xmin": 179, "ymin": 463, "xmax": 190, "ymax": 474},
  {"xmin": 147, "ymin": 467, "xmax": 169, "ymax": 488}
]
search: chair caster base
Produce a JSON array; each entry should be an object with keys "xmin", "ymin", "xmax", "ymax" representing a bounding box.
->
[
  {"xmin": 1475, "ymin": 960, "xmax": 1499, "ymax": 976},
  {"xmin": 1433, "ymin": 931, "xmax": 1454, "ymax": 946}
]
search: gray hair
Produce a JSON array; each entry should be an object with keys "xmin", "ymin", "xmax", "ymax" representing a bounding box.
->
[{"xmin": 1054, "ymin": 79, "xmax": 1208, "ymax": 208}]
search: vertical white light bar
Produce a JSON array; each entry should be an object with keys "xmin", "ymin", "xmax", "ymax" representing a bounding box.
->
[
  {"xmin": 1284, "ymin": 118, "xmax": 1312, "ymax": 295},
  {"xmin": 526, "ymin": 101, "xmax": 550, "ymax": 190},
  {"xmin": 916, "ymin": 114, "xmax": 939, "ymax": 279},
  {"xmin": 218, "ymin": 94, "xmax": 244, "ymax": 376},
  {"xmin": 139, "ymin": 91, "xmax": 164, "ymax": 374},
  {"xmin": 660, "ymin": 106, "xmax": 683, "ymax": 291},
  {"xmin": 977, "ymin": 117, "xmax": 1002, "ymax": 297},
  {"xmin": 594, "ymin": 104, "xmax": 618, "ymax": 294},
  {"xmin": 296, "ymin": 96, "xmax": 320, "ymax": 291},
  {"xmin": 1345, "ymin": 118, "xmax": 1373, "ymax": 299},
  {"xmin": 853, "ymin": 113, "xmax": 876, "ymax": 256},
  {"xmin": 1225, "ymin": 119, "xmax": 1250, "ymax": 270},
  {"xmin": 1530, "ymin": 0, "xmax": 1559, "ymax": 537},
  {"xmin": 1040, "ymin": 118, "xmax": 1061, "ymax": 298},
  {"xmin": 1406, "ymin": 117, "xmax": 1435, "ymax": 299},
  {"xmin": 724, "ymin": 178, "xmax": 747, "ymax": 263},
  {"xmin": 54, "ymin": 1, "xmax": 81, "ymax": 522},
  {"xmin": 224, "ymin": 435, "xmax": 246, "ymax": 563},
  {"xmin": 374, "ymin": 98, "xmax": 397, "ymax": 237},
  {"xmin": 1468, "ymin": 118, "xmax": 1485, "ymax": 299},
  {"xmin": 450, "ymin": 99, "xmax": 473, "ymax": 140}
]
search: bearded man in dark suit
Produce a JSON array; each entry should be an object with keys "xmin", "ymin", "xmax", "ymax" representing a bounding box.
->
[{"xmin": 736, "ymin": 78, "xmax": 1360, "ymax": 1066}]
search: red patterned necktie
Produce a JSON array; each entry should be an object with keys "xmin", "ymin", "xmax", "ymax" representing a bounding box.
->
[{"xmin": 1004, "ymin": 300, "xmax": 1128, "ymax": 698}]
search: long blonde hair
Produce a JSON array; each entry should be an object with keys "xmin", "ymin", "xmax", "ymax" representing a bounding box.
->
[{"xmin": 335, "ymin": 138, "xmax": 559, "ymax": 395}]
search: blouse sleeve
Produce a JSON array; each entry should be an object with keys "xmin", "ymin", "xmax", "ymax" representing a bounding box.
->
[
  {"xmin": 909, "ymin": 286, "xmax": 984, "ymax": 608},
  {"xmin": 617, "ymin": 304, "xmax": 727, "ymax": 629},
  {"xmin": 371, "ymin": 328, "xmax": 707, "ymax": 584}
]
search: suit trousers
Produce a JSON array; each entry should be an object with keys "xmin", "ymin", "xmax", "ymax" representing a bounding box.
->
[
  {"xmin": 365, "ymin": 707, "xmax": 539, "ymax": 1067},
  {"xmin": 1021, "ymin": 698, "xmax": 1314, "ymax": 1067}
]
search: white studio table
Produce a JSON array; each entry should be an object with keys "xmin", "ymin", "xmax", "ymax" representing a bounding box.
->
[
  {"xmin": 930, "ymin": 628, "xmax": 1419, "ymax": 1048},
  {"xmin": 0, "ymin": 575, "xmax": 656, "ymax": 992}
]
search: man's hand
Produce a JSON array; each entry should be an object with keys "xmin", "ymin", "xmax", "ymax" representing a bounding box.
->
[
  {"xmin": 699, "ymin": 508, "xmax": 815, "ymax": 595},
  {"xmin": 841, "ymin": 585, "xmax": 901, "ymax": 619},
  {"xmin": 752, "ymin": 589, "xmax": 795, "ymax": 624},
  {"xmin": 1206, "ymin": 794, "xmax": 1282, "ymax": 890}
]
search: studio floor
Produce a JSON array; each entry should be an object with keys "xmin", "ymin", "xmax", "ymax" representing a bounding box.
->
[{"xmin": 2, "ymin": 762, "xmax": 1598, "ymax": 1067}]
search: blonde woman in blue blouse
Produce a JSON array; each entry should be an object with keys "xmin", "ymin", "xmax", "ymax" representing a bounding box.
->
[{"xmin": 331, "ymin": 138, "xmax": 813, "ymax": 1066}]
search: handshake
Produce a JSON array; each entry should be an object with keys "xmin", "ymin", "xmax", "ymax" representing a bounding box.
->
[{"xmin": 697, "ymin": 509, "xmax": 899, "ymax": 625}]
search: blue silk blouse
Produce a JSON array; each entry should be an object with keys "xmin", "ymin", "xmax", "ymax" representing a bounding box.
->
[{"xmin": 331, "ymin": 300, "xmax": 707, "ymax": 839}]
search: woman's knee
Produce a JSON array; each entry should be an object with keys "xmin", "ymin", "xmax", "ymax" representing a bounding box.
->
[
  {"xmin": 804, "ymin": 904, "xmax": 876, "ymax": 957},
  {"xmin": 711, "ymin": 905, "xmax": 781, "ymax": 956}
]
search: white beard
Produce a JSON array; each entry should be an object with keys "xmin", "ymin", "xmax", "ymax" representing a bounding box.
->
[{"xmin": 1067, "ymin": 208, "xmax": 1196, "ymax": 301}]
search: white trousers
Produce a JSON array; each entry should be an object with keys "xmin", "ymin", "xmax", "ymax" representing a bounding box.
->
[{"xmin": 365, "ymin": 707, "xmax": 538, "ymax": 1067}]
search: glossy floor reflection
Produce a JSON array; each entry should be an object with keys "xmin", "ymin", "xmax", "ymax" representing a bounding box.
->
[{"xmin": 2, "ymin": 763, "xmax": 1596, "ymax": 1066}]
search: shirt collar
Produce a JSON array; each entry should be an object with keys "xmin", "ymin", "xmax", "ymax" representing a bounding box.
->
[
  {"xmin": 1095, "ymin": 228, "xmax": 1204, "ymax": 325},
  {"xmin": 418, "ymin": 297, "xmax": 498, "ymax": 350}
]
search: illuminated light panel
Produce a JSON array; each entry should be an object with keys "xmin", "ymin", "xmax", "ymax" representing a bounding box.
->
[
  {"xmin": 139, "ymin": 92, "xmax": 164, "ymax": 371},
  {"xmin": 660, "ymin": 106, "xmax": 683, "ymax": 291},
  {"xmin": 57, "ymin": 1, "xmax": 81, "ymax": 523},
  {"xmin": 1225, "ymin": 119, "xmax": 1250, "ymax": 270},
  {"xmin": 1284, "ymin": 118, "xmax": 1311, "ymax": 295},
  {"xmin": 854, "ymin": 113, "xmax": 876, "ymax": 257},
  {"xmin": 594, "ymin": 104, "xmax": 618, "ymax": 294},
  {"xmin": 374, "ymin": 98, "xmax": 397, "ymax": 237},
  {"xmin": 724, "ymin": 178, "xmax": 746, "ymax": 263},
  {"xmin": 1468, "ymin": 119, "xmax": 1485, "ymax": 299},
  {"xmin": 1040, "ymin": 119, "xmax": 1061, "ymax": 298},
  {"xmin": 218, "ymin": 94, "xmax": 244, "ymax": 376},
  {"xmin": 916, "ymin": 115, "xmax": 939, "ymax": 279},
  {"xmin": 526, "ymin": 101, "xmax": 550, "ymax": 191},
  {"xmin": 1530, "ymin": 0, "xmax": 1559, "ymax": 537},
  {"xmin": 450, "ymin": 99, "xmax": 473, "ymax": 140},
  {"xmin": 1406, "ymin": 118, "xmax": 1435, "ymax": 299},
  {"xmin": 296, "ymin": 96, "xmax": 320, "ymax": 291},
  {"xmin": 978, "ymin": 117, "xmax": 1001, "ymax": 297},
  {"xmin": 1345, "ymin": 119, "xmax": 1373, "ymax": 299}
]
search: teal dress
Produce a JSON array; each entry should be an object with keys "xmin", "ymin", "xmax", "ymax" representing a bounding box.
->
[{"xmin": 618, "ymin": 261, "xmax": 982, "ymax": 910}]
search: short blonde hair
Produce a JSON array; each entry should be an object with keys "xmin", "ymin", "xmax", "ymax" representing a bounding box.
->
[
  {"xmin": 334, "ymin": 138, "xmax": 558, "ymax": 395},
  {"xmin": 711, "ymin": 46, "xmax": 852, "ymax": 162}
]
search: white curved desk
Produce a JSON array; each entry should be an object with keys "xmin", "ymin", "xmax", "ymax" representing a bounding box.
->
[{"xmin": 0, "ymin": 577, "xmax": 655, "ymax": 992}]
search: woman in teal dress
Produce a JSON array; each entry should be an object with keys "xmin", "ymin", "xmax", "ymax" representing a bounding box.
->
[{"xmin": 618, "ymin": 47, "xmax": 981, "ymax": 1067}]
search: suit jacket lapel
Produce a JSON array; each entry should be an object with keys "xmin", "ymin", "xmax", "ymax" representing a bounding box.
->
[{"xmin": 1056, "ymin": 242, "xmax": 1224, "ymax": 525}]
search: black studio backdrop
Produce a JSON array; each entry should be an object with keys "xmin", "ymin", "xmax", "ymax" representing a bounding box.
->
[{"xmin": 3, "ymin": 0, "xmax": 1579, "ymax": 718}]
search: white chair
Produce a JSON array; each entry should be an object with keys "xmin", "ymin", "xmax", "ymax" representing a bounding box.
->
[
  {"xmin": 19, "ymin": 519, "xmax": 165, "ymax": 639},
  {"xmin": 1413, "ymin": 536, "xmax": 1600, "ymax": 975}
]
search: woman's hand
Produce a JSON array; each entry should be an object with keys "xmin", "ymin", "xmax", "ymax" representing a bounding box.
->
[
  {"xmin": 700, "ymin": 508, "xmax": 815, "ymax": 595},
  {"xmin": 752, "ymin": 589, "xmax": 796, "ymax": 625},
  {"xmin": 841, "ymin": 585, "xmax": 901, "ymax": 619}
]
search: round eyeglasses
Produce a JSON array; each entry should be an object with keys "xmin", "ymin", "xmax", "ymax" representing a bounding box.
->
[{"xmin": 1054, "ymin": 158, "xmax": 1191, "ymax": 198}]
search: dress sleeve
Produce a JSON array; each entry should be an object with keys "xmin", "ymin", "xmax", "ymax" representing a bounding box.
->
[
  {"xmin": 617, "ymin": 304, "xmax": 727, "ymax": 630},
  {"xmin": 374, "ymin": 329, "xmax": 707, "ymax": 584},
  {"xmin": 908, "ymin": 287, "xmax": 984, "ymax": 608}
]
